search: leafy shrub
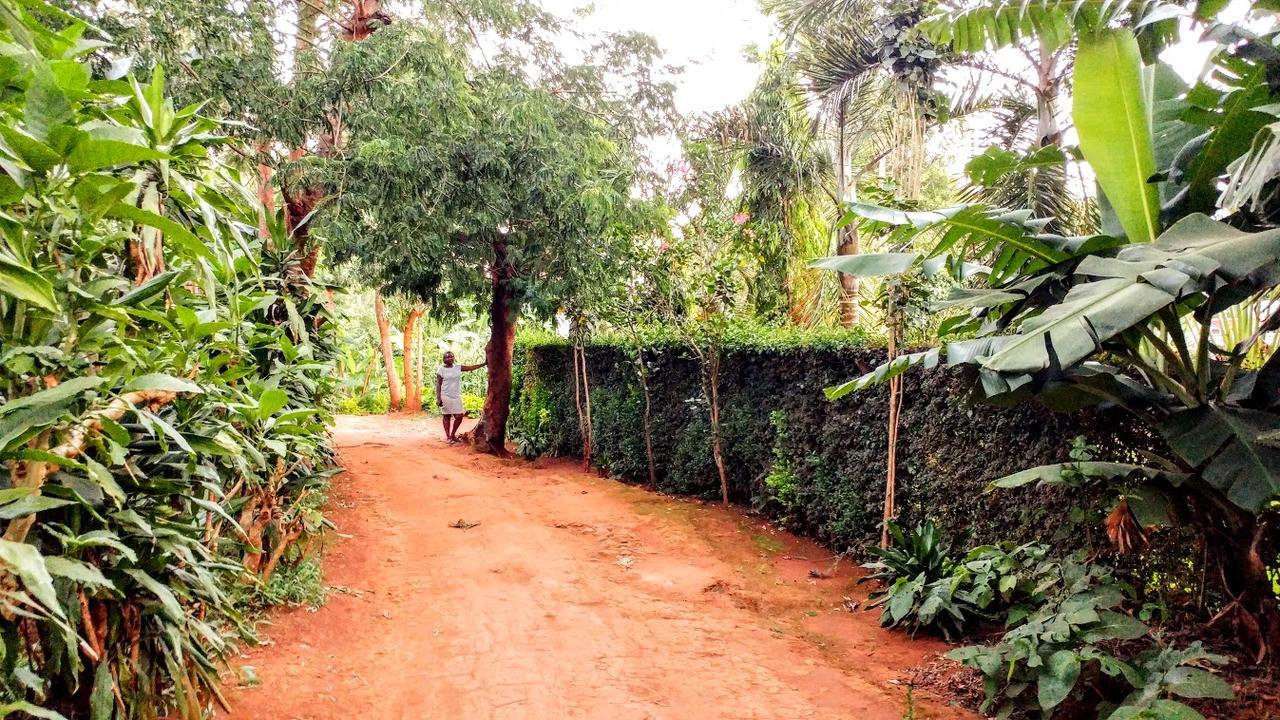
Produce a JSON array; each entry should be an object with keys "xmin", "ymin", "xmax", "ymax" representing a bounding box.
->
[
  {"xmin": 254, "ymin": 559, "xmax": 327, "ymax": 610},
  {"xmin": 512, "ymin": 408, "xmax": 552, "ymax": 460},
  {"xmin": 0, "ymin": 8, "xmax": 335, "ymax": 717},
  {"xmin": 862, "ymin": 524, "xmax": 971, "ymax": 639},
  {"xmin": 513, "ymin": 332, "xmax": 1132, "ymax": 551},
  {"xmin": 758, "ymin": 411, "xmax": 800, "ymax": 521},
  {"xmin": 947, "ymin": 559, "xmax": 1234, "ymax": 719},
  {"xmin": 862, "ymin": 521, "xmax": 1064, "ymax": 640},
  {"xmin": 462, "ymin": 392, "xmax": 485, "ymax": 416}
]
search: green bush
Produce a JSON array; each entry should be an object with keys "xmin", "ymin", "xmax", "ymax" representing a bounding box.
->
[
  {"xmin": 0, "ymin": 9, "xmax": 335, "ymax": 717},
  {"xmin": 948, "ymin": 559, "xmax": 1235, "ymax": 719},
  {"xmin": 336, "ymin": 388, "xmax": 390, "ymax": 415},
  {"xmin": 462, "ymin": 392, "xmax": 485, "ymax": 416},
  {"xmin": 513, "ymin": 330, "xmax": 1134, "ymax": 551}
]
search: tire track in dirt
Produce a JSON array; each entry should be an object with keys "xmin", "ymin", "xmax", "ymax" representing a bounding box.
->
[{"xmin": 219, "ymin": 415, "xmax": 972, "ymax": 720}]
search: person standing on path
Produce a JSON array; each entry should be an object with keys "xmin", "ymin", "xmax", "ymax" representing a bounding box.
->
[{"xmin": 436, "ymin": 351, "xmax": 485, "ymax": 444}]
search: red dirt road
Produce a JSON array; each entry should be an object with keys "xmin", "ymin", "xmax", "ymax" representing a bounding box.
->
[{"xmin": 220, "ymin": 415, "xmax": 970, "ymax": 720}]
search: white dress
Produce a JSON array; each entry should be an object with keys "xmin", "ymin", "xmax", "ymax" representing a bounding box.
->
[{"xmin": 437, "ymin": 365, "xmax": 465, "ymax": 415}]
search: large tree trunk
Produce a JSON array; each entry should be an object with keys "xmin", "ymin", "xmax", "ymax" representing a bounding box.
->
[
  {"xmin": 375, "ymin": 293, "xmax": 402, "ymax": 411},
  {"xmin": 475, "ymin": 238, "xmax": 517, "ymax": 455},
  {"xmin": 401, "ymin": 308, "xmax": 424, "ymax": 412}
]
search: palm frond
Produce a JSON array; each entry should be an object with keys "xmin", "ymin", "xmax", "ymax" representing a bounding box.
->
[
  {"xmin": 762, "ymin": 0, "xmax": 879, "ymax": 40},
  {"xmin": 798, "ymin": 24, "xmax": 881, "ymax": 101},
  {"xmin": 921, "ymin": 0, "xmax": 1180, "ymax": 54}
]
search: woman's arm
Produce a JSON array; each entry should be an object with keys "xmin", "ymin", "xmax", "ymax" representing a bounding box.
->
[{"xmin": 461, "ymin": 361, "xmax": 487, "ymax": 372}]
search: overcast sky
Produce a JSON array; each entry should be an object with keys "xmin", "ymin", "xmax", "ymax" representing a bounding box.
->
[{"xmin": 539, "ymin": 0, "xmax": 775, "ymax": 116}]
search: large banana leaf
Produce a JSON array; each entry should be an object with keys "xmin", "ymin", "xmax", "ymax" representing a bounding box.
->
[
  {"xmin": 810, "ymin": 252, "xmax": 919, "ymax": 277},
  {"xmin": 979, "ymin": 214, "xmax": 1280, "ymax": 374},
  {"xmin": 842, "ymin": 202, "xmax": 1069, "ymax": 283},
  {"xmin": 824, "ymin": 349, "xmax": 940, "ymax": 400},
  {"xmin": 981, "ymin": 276, "xmax": 1175, "ymax": 373},
  {"xmin": 1162, "ymin": 405, "xmax": 1280, "ymax": 511},
  {"xmin": 1074, "ymin": 28, "xmax": 1160, "ymax": 243}
]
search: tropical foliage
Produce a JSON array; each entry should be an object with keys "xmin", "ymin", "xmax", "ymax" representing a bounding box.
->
[
  {"xmin": 0, "ymin": 3, "xmax": 335, "ymax": 717},
  {"xmin": 818, "ymin": 0, "xmax": 1280, "ymax": 664}
]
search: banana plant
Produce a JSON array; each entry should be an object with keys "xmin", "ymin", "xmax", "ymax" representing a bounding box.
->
[{"xmin": 817, "ymin": 2, "xmax": 1280, "ymax": 663}]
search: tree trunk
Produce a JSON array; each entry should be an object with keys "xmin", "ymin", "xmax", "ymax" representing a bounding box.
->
[
  {"xmin": 255, "ymin": 142, "xmax": 275, "ymax": 240},
  {"xmin": 580, "ymin": 344, "xmax": 594, "ymax": 471},
  {"xmin": 360, "ymin": 352, "xmax": 376, "ymax": 395},
  {"xmin": 415, "ymin": 321, "xmax": 425, "ymax": 403},
  {"xmin": 835, "ymin": 105, "xmax": 859, "ymax": 327},
  {"xmin": 344, "ymin": 0, "xmax": 391, "ymax": 40},
  {"xmin": 1035, "ymin": 39, "xmax": 1063, "ymax": 147},
  {"xmin": 572, "ymin": 344, "xmax": 589, "ymax": 463},
  {"xmin": 475, "ymin": 238, "xmax": 517, "ymax": 455},
  {"xmin": 375, "ymin": 293, "xmax": 402, "ymax": 411},
  {"xmin": 402, "ymin": 308, "xmax": 424, "ymax": 412},
  {"xmin": 1194, "ymin": 501, "xmax": 1280, "ymax": 665},
  {"xmin": 706, "ymin": 351, "xmax": 729, "ymax": 506},
  {"xmin": 638, "ymin": 351, "xmax": 658, "ymax": 487},
  {"xmin": 882, "ymin": 306, "xmax": 903, "ymax": 549}
]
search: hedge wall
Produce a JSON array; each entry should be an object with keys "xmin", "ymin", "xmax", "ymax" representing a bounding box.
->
[{"xmin": 511, "ymin": 330, "xmax": 1135, "ymax": 552}]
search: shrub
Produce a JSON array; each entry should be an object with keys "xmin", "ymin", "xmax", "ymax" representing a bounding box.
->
[
  {"xmin": 862, "ymin": 520, "xmax": 969, "ymax": 639},
  {"xmin": 0, "ymin": 9, "xmax": 335, "ymax": 716},
  {"xmin": 513, "ymin": 330, "xmax": 1132, "ymax": 550},
  {"xmin": 860, "ymin": 521, "xmax": 1054, "ymax": 640},
  {"xmin": 947, "ymin": 559, "xmax": 1235, "ymax": 719}
]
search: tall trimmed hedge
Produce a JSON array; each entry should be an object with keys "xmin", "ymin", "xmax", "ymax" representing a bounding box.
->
[{"xmin": 511, "ymin": 330, "xmax": 1132, "ymax": 551}]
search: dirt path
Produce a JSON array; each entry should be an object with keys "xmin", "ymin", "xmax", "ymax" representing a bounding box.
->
[{"xmin": 220, "ymin": 415, "xmax": 970, "ymax": 720}]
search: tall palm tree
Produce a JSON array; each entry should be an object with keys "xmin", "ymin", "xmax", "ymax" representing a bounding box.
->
[
  {"xmin": 765, "ymin": 0, "xmax": 943, "ymax": 326},
  {"xmin": 701, "ymin": 45, "xmax": 833, "ymax": 323}
]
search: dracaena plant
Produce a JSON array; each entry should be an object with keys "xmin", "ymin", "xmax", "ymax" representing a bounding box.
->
[
  {"xmin": 815, "ymin": 1, "xmax": 1280, "ymax": 663},
  {"xmin": 0, "ymin": 2, "xmax": 336, "ymax": 717}
]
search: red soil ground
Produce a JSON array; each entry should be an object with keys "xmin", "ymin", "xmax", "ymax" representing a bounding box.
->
[{"xmin": 218, "ymin": 414, "xmax": 973, "ymax": 719}]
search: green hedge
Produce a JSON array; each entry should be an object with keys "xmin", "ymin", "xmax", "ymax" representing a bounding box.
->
[{"xmin": 511, "ymin": 330, "xmax": 1134, "ymax": 552}]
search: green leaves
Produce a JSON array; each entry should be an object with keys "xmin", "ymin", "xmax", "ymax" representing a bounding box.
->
[
  {"xmin": 67, "ymin": 137, "xmax": 170, "ymax": 173},
  {"xmin": 123, "ymin": 373, "xmax": 203, "ymax": 394},
  {"xmin": 1161, "ymin": 405, "xmax": 1280, "ymax": 512},
  {"xmin": 1038, "ymin": 650, "xmax": 1082, "ymax": 710},
  {"xmin": 824, "ymin": 349, "xmax": 939, "ymax": 400},
  {"xmin": 0, "ymin": 538, "xmax": 65, "ymax": 621},
  {"xmin": 982, "ymin": 276, "xmax": 1174, "ymax": 373},
  {"xmin": 0, "ymin": 375, "xmax": 106, "ymax": 416},
  {"xmin": 990, "ymin": 462, "xmax": 1169, "ymax": 490},
  {"xmin": 966, "ymin": 144, "xmax": 1067, "ymax": 188},
  {"xmin": 1074, "ymin": 29, "xmax": 1159, "ymax": 243},
  {"xmin": 919, "ymin": 1, "xmax": 1177, "ymax": 54},
  {"xmin": 0, "ymin": 252, "xmax": 59, "ymax": 312},
  {"xmin": 1161, "ymin": 667, "xmax": 1235, "ymax": 700},
  {"xmin": 809, "ymin": 252, "xmax": 919, "ymax": 277},
  {"xmin": 105, "ymin": 202, "xmax": 218, "ymax": 264}
]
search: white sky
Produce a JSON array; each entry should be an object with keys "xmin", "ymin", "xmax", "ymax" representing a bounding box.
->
[{"xmin": 539, "ymin": 0, "xmax": 775, "ymax": 116}]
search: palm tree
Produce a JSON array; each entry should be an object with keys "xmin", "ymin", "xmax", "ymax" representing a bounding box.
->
[
  {"xmin": 699, "ymin": 45, "xmax": 833, "ymax": 323},
  {"xmin": 765, "ymin": 0, "xmax": 944, "ymax": 326}
]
